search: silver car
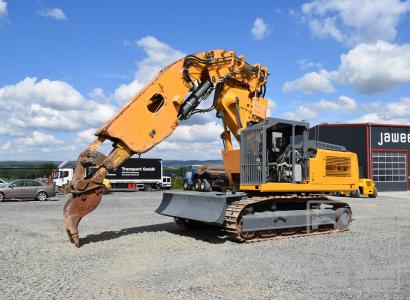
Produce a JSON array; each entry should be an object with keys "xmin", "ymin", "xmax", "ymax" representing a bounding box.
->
[
  {"xmin": 0, "ymin": 179, "xmax": 56, "ymax": 202},
  {"xmin": 0, "ymin": 178, "xmax": 7, "ymax": 188}
]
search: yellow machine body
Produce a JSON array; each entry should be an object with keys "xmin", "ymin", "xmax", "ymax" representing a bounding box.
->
[{"xmin": 241, "ymin": 149, "xmax": 360, "ymax": 193}]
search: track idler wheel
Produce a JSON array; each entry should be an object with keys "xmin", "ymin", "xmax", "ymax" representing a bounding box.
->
[
  {"xmin": 240, "ymin": 231, "xmax": 256, "ymax": 240},
  {"xmin": 335, "ymin": 207, "xmax": 352, "ymax": 230},
  {"xmin": 237, "ymin": 212, "xmax": 256, "ymax": 240}
]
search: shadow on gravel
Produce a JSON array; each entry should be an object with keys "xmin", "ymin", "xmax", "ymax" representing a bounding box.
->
[{"xmin": 80, "ymin": 222, "xmax": 227, "ymax": 246}]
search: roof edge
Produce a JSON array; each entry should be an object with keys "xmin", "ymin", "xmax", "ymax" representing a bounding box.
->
[{"xmin": 313, "ymin": 122, "xmax": 410, "ymax": 128}]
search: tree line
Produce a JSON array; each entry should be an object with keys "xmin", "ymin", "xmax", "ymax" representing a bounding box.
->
[{"xmin": 0, "ymin": 163, "xmax": 57, "ymax": 180}]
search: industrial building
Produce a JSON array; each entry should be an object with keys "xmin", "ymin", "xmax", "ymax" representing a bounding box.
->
[{"xmin": 310, "ymin": 123, "xmax": 410, "ymax": 191}]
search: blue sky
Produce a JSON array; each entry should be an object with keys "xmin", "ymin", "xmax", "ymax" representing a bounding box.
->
[{"xmin": 1, "ymin": 0, "xmax": 410, "ymax": 161}]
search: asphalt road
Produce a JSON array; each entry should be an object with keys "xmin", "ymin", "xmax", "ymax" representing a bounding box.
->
[{"xmin": 0, "ymin": 191, "xmax": 409, "ymax": 299}]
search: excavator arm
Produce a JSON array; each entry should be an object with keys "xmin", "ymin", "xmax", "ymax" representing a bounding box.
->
[{"xmin": 63, "ymin": 50, "xmax": 269, "ymax": 247}]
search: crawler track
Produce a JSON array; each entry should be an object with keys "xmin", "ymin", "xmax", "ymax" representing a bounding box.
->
[{"xmin": 223, "ymin": 195, "xmax": 351, "ymax": 243}]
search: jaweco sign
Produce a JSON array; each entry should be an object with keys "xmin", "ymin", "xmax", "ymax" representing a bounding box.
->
[
  {"xmin": 377, "ymin": 132, "xmax": 410, "ymax": 146},
  {"xmin": 371, "ymin": 126, "xmax": 410, "ymax": 148}
]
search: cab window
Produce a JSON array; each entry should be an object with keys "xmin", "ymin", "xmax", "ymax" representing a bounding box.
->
[
  {"xmin": 10, "ymin": 180, "xmax": 25, "ymax": 188},
  {"xmin": 60, "ymin": 171, "xmax": 69, "ymax": 178},
  {"xmin": 32, "ymin": 181, "xmax": 42, "ymax": 186},
  {"xmin": 24, "ymin": 180, "xmax": 33, "ymax": 187}
]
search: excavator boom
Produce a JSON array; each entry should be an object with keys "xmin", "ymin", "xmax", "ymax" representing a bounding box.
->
[{"xmin": 63, "ymin": 50, "xmax": 269, "ymax": 247}]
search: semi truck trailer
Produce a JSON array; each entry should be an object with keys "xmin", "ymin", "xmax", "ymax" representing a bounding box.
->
[{"xmin": 105, "ymin": 158, "xmax": 171, "ymax": 191}]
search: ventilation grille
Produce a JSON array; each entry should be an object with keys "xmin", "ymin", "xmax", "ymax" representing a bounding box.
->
[
  {"xmin": 240, "ymin": 128, "xmax": 264, "ymax": 184},
  {"xmin": 325, "ymin": 156, "xmax": 351, "ymax": 177}
]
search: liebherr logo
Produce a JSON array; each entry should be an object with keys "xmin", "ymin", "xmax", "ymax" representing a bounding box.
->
[{"xmin": 377, "ymin": 132, "xmax": 410, "ymax": 146}]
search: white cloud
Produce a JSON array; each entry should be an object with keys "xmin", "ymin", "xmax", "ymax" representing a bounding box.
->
[
  {"xmin": 284, "ymin": 41, "xmax": 410, "ymax": 95},
  {"xmin": 114, "ymin": 36, "xmax": 185, "ymax": 103},
  {"xmin": 9, "ymin": 104, "xmax": 80, "ymax": 131},
  {"xmin": 386, "ymin": 97, "xmax": 410, "ymax": 117},
  {"xmin": 0, "ymin": 77, "xmax": 85, "ymax": 109},
  {"xmin": 76, "ymin": 128, "xmax": 97, "ymax": 145},
  {"xmin": 0, "ymin": 125, "xmax": 23, "ymax": 137},
  {"xmin": 90, "ymin": 88, "xmax": 110, "ymax": 104},
  {"xmin": 308, "ymin": 16, "xmax": 344, "ymax": 42},
  {"xmin": 352, "ymin": 97, "xmax": 410, "ymax": 124},
  {"xmin": 315, "ymin": 95, "xmax": 357, "ymax": 111},
  {"xmin": 282, "ymin": 97, "xmax": 410, "ymax": 125},
  {"xmin": 296, "ymin": 59, "xmax": 323, "ymax": 70},
  {"xmin": 0, "ymin": 77, "xmax": 117, "ymax": 132},
  {"xmin": 18, "ymin": 131, "xmax": 64, "ymax": 146},
  {"xmin": 114, "ymin": 80, "xmax": 144, "ymax": 104},
  {"xmin": 168, "ymin": 122, "xmax": 224, "ymax": 143},
  {"xmin": 0, "ymin": 0, "xmax": 7, "ymax": 19},
  {"xmin": 282, "ymin": 95, "xmax": 357, "ymax": 122},
  {"xmin": 282, "ymin": 69, "xmax": 335, "ymax": 94},
  {"xmin": 336, "ymin": 41, "xmax": 410, "ymax": 94},
  {"xmin": 251, "ymin": 17, "xmax": 270, "ymax": 40},
  {"xmin": 301, "ymin": 0, "xmax": 410, "ymax": 45},
  {"xmin": 8, "ymin": 102, "xmax": 115, "ymax": 132},
  {"xmin": 283, "ymin": 105, "xmax": 318, "ymax": 121},
  {"xmin": 39, "ymin": 8, "xmax": 67, "ymax": 21},
  {"xmin": 267, "ymin": 99, "xmax": 277, "ymax": 117},
  {"xmin": 0, "ymin": 142, "xmax": 11, "ymax": 151},
  {"xmin": 0, "ymin": 75, "xmax": 117, "ymax": 159}
]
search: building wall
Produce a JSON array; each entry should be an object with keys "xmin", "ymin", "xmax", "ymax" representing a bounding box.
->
[
  {"xmin": 310, "ymin": 124, "xmax": 410, "ymax": 191},
  {"xmin": 369, "ymin": 125, "xmax": 410, "ymax": 191},
  {"xmin": 309, "ymin": 125, "xmax": 368, "ymax": 177}
]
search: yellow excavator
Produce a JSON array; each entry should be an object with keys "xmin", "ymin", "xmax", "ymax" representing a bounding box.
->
[{"xmin": 64, "ymin": 50, "xmax": 358, "ymax": 247}]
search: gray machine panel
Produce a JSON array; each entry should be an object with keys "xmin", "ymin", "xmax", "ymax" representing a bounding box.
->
[
  {"xmin": 241, "ymin": 209, "xmax": 336, "ymax": 232},
  {"xmin": 240, "ymin": 118, "xmax": 310, "ymax": 185}
]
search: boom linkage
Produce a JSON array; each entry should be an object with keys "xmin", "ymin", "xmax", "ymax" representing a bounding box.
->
[{"xmin": 63, "ymin": 50, "xmax": 270, "ymax": 247}]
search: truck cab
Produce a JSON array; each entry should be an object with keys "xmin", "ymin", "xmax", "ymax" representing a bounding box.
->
[
  {"xmin": 183, "ymin": 165, "xmax": 197, "ymax": 190},
  {"xmin": 183, "ymin": 165, "xmax": 228, "ymax": 191},
  {"xmin": 53, "ymin": 168, "xmax": 73, "ymax": 188},
  {"xmin": 162, "ymin": 177, "xmax": 171, "ymax": 190}
]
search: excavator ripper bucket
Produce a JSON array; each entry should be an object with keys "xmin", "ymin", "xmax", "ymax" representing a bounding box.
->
[
  {"xmin": 63, "ymin": 143, "xmax": 132, "ymax": 248},
  {"xmin": 156, "ymin": 191, "xmax": 245, "ymax": 225},
  {"xmin": 63, "ymin": 186, "xmax": 104, "ymax": 247}
]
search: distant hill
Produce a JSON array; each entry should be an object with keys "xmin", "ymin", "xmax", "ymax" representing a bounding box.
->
[
  {"xmin": 163, "ymin": 160, "xmax": 223, "ymax": 167},
  {"xmin": 0, "ymin": 161, "xmax": 61, "ymax": 168}
]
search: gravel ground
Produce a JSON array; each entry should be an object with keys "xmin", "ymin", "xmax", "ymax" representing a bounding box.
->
[{"xmin": 0, "ymin": 190, "xmax": 409, "ymax": 299}]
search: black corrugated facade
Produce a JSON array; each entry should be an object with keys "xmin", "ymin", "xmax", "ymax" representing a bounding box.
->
[{"xmin": 310, "ymin": 123, "xmax": 410, "ymax": 192}]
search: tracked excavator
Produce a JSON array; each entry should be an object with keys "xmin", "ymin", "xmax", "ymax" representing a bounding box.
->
[{"xmin": 64, "ymin": 50, "xmax": 356, "ymax": 247}]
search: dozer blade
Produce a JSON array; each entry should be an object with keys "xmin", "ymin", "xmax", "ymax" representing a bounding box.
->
[
  {"xmin": 63, "ymin": 187, "xmax": 104, "ymax": 248},
  {"xmin": 156, "ymin": 191, "xmax": 245, "ymax": 225}
]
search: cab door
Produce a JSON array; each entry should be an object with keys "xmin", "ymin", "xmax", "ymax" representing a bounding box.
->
[
  {"xmin": 7, "ymin": 180, "xmax": 27, "ymax": 199},
  {"xmin": 23, "ymin": 180, "xmax": 40, "ymax": 198}
]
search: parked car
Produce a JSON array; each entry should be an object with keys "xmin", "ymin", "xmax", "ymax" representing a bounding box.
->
[
  {"xmin": 0, "ymin": 178, "xmax": 7, "ymax": 188},
  {"xmin": 0, "ymin": 179, "xmax": 56, "ymax": 202}
]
